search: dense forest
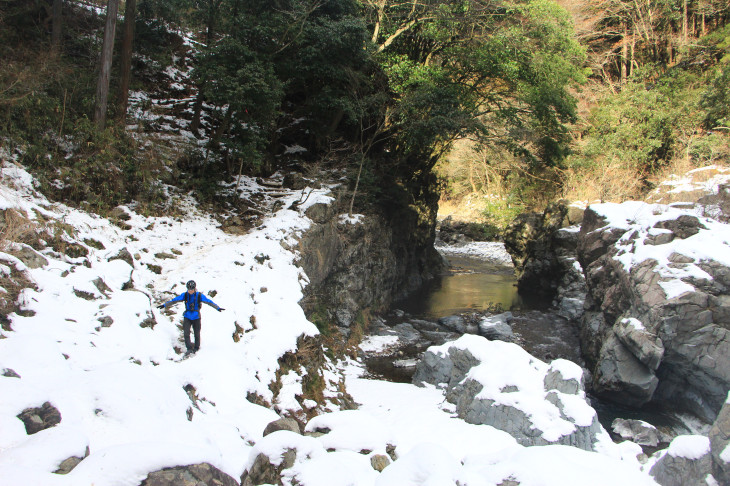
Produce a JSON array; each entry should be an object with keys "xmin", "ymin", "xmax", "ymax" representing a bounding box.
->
[{"xmin": 0, "ymin": 0, "xmax": 728, "ymax": 226}]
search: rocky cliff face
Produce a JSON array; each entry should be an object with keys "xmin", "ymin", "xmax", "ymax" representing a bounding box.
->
[
  {"xmin": 504, "ymin": 190, "xmax": 730, "ymax": 423},
  {"xmin": 577, "ymin": 202, "xmax": 730, "ymax": 422},
  {"xmin": 502, "ymin": 201, "xmax": 587, "ymax": 319},
  {"xmin": 297, "ymin": 186, "xmax": 442, "ymax": 331}
]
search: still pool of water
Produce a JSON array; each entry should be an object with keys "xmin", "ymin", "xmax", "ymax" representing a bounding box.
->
[{"xmin": 396, "ymin": 255, "xmax": 547, "ymax": 318}]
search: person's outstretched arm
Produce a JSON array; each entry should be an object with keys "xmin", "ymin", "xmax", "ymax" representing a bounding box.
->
[
  {"xmin": 201, "ymin": 294, "xmax": 224, "ymax": 312},
  {"xmin": 157, "ymin": 292, "xmax": 185, "ymax": 309}
]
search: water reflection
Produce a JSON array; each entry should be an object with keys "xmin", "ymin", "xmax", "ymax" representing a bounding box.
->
[{"xmin": 397, "ymin": 255, "xmax": 544, "ymax": 319}]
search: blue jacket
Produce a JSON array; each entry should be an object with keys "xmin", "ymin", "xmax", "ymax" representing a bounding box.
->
[{"xmin": 163, "ymin": 291, "xmax": 220, "ymax": 320}]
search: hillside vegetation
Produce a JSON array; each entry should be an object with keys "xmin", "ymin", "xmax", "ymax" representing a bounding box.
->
[
  {"xmin": 438, "ymin": 0, "xmax": 730, "ymax": 230},
  {"xmin": 1, "ymin": 0, "xmax": 728, "ymax": 235},
  {"xmin": 1, "ymin": 0, "xmax": 587, "ymax": 224}
]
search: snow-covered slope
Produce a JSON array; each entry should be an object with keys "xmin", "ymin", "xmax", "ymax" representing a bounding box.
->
[
  {"xmin": 0, "ymin": 161, "xmax": 662, "ymax": 485},
  {"xmin": 0, "ymin": 162, "xmax": 333, "ymax": 483}
]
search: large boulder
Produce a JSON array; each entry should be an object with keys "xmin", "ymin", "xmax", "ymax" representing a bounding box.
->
[
  {"xmin": 263, "ymin": 417, "xmax": 301, "ymax": 437},
  {"xmin": 592, "ymin": 331, "xmax": 659, "ymax": 407},
  {"xmin": 413, "ymin": 335, "xmax": 605, "ymax": 451},
  {"xmin": 503, "ymin": 202, "xmax": 570, "ymax": 299}
]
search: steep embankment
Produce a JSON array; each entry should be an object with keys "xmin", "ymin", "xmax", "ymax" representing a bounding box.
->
[{"xmin": 0, "ymin": 162, "xmax": 345, "ymax": 483}]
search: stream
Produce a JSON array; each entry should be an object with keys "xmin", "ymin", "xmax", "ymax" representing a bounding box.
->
[{"xmin": 362, "ymin": 242, "xmax": 708, "ymax": 448}]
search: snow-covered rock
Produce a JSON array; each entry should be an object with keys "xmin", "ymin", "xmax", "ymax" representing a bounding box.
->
[
  {"xmin": 577, "ymin": 201, "xmax": 730, "ymax": 420},
  {"xmin": 478, "ymin": 311, "xmax": 516, "ymax": 342},
  {"xmin": 649, "ymin": 435, "xmax": 714, "ymax": 486},
  {"xmin": 413, "ymin": 335, "xmax": 605, "ymax": 451},
  {"xmin": 709, "ymin": 394, "xmax": 730, "ymax": 485},
  {"xmin": 141, "ymin": 463, "xmax": 238, "ymax": 486},
  {"xmin": 612, "ymin": 418, "xmax": 662, "ymax": 447}
]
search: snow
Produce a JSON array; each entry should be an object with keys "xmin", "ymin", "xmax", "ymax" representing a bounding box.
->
[
  {"xmin": 429, "ymin": 336, "xmax": 598, "ymax": 440},
  {"xmin": 621, "ymin": 317, "xmax": 646, "ymax": 331},
  {"xmin": 589, "ymin": 200, "xmax": 730, "ymax": 300},
  {"xmin": 549, "ymin": 358, "xmax": 585, "ymax": 382},
  {"xmin": 0, "ymin": 161, "xmax": 661, "ymax": 485},
  {"xmin": 435, "ymin": 241, "xmax": 513, "ymax": 265},
  {"xmin": 339, "ymin": 213, "xmax": 364, "ymax": 225},
  {"xmin": 722, "ymin": 442, "xmax": 730, "ymax": 463},
  {"xmin": 666, "ymin": 435, "xmax": 711, "ymax": 460},
  {"xmin": 650, "ymin": 165, "xmax": 730, "ymax": 199}
]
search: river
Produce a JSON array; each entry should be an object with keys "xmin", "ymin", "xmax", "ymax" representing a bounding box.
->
[{"xmin": 364, "ymin": 241, "xmax": 708, "ymax": 447}]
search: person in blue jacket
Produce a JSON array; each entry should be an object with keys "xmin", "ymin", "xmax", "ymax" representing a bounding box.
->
[{"xmin": 158, "ymin": 280, "xmax": 224, "ymax": 356}]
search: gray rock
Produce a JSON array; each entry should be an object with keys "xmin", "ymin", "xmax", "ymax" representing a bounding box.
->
[
  {"xmin": 653, "ymin": 215, "xmax": 706, "ymax": 240},
  {"xmin": 644, "ymin": 231, "xmax": 675, "ymax": 246},
  {"xmin": 478, "ymin": 312, "xmax": 515, "ymax": 342},
  {"xmin": 414, "ymin": 340, "xmax": 603, "ymax": 451},
  {"xmin": 614, "ymin": 318, "xmax": 664, "ymax": 371},
  {"xmin": 575, "ymin": 205, "xmax": 730, "ymax": 418},
  {"xmin": 612, "ymin": 418, "xmax": 661, "ymax": 447},
  {"xmin": 391, "ymin": 323, "xmax": 427, "ymax": 347},
  {"xmin": 12, "ymin": 244, "xmax": 48, "ymax": 269},
  {"xmin": 2, "ymin": 368, "xmax": 20, "ymax": 378},
  {"xmin": 408, "ymin": 319, "xmax": 443, "ymax": 332},
  {"xmin": 108, "ymin": 247, "xmax": 135, "ymax": 268},
  {"xmin": 54, "ymin": 446, "xmax": 90, "ymax": 475},
  {"xmin": 710, "ymin": 398, "xmax": 730, "ymax": 485},
  {"xmin": 412, "ymin": 346, "xmax": 480, "ymax": 390},
  {"xmin": 447, "ymin": 378, "xmax": 601, "ymax": 450},
  {"xmin": 298, "ymin": 202, "xmax": 443, "ymax": 331},
  {"xmin": 556, "ymin": 296, "xmax": 585, "ymax": 321},
  {"xmin": 544, "ymin": 362, "xmax": 583, "ymax": 395},
  {"xmin": 437, "ymin": 315, "xmax": 466, "ymax": 333},
  {"xmin": 140, "ymin": 463, "xmax": 238, "ymax": 486},
  {"xmin": 17, "ymin": 401, "xmax": 62, "ymax": 434},
  {"xmin": 241, "ymin": 449, "xmax": 297, "ymax": 486},
  {"xmin": 263, "ymin": 417, "xmax": 301, "ymax": 437},
  {"xmin": 649, "ymin": 436, "xmax": 713, "ymax": 486},
  {"xmin": 304, "ymin": 203, "xmax": 331, "ymax": 224},
  {"xmin": 593, "ymin": 332, "xmax": 658, "ymax": 407}
]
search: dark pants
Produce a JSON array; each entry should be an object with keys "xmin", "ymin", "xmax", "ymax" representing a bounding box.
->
[{"xmin": 183, "ymin": 317, "xmax": 201, "ymax": 352}]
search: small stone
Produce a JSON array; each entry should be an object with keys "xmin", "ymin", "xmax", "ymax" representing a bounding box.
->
[
  {"xmin": 2, "ymin": 368, "xmax": 20, "ymax": 378},
  {"xmin": 263, "ymin": 417, "xmax": 301, "ymax": 436},
  {"xmin": 17, "ymin": 402, "xmax": 61, "ymax": 434},
  {"xmin": 370, "ymin": 454, "xmax": 390, "ymax": 472}
]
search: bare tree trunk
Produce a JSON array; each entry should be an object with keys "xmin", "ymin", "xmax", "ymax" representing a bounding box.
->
[
  {"xmin": 190, "ymin": 1, "xmax": 220, "ymax": 135},
  {"xmin": 51, "ymin": 0, "xmax": 62, "ymax": 54},
  {"xmin": 682, "ymin": 0, "xmax": 688, "ymax": 45},
  {"xmin": 349, "ymin": 154, "xmax": 365, "ymax": 218},
  {"xmin": 210, "ymin": 105, "xmax": 233, "ymax": 151},
  {"xmin": 190, "ymin": 85, "xmax": 206, "ymax": 135},
  {"xmin": 621, "ymin": 22, "xmax": 628, "ymax": 83},
  {"xmin": 94, "ymin": 0, "xmax": 120, "ymax": 131},
  {"xmin": 117, "ymin": 0, "xmax": 137, "ymax": 122}
]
